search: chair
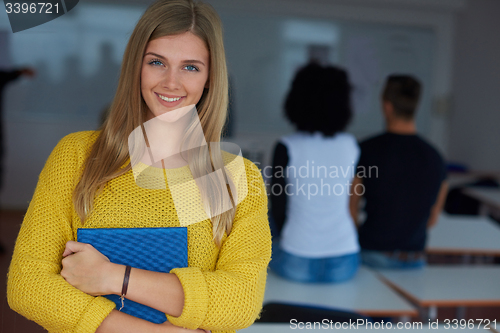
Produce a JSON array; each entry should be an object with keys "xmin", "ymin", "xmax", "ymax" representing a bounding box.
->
[
  {"xmin": 257, "ymin": 302, "xmax": 371, "ymax": 323},
  {"xmin": 444, "ymin": 178, "xmax": 499, "ymax": 215}
]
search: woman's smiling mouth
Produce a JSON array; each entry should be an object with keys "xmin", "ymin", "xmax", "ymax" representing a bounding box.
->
[{"xmin": 156, "ymin": 93, "xmax": 183, "ymax": 102}]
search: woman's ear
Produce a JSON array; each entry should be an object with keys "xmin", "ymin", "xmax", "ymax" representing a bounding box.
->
[{"xmin": 204, "ymin": 79, "xmax": 210, "ymax": 89}]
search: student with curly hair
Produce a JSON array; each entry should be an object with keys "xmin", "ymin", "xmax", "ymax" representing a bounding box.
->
[{"xmin": 269, "ymin": 62, "xmax": 360, "ymax": 283}]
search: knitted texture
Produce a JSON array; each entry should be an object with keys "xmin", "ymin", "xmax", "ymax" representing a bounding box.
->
[{"xmin": 7, "ymin": 131, "xmax": 272, "ymax": 333}]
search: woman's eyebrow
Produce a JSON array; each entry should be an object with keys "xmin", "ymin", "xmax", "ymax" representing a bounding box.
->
[
  {"xmin": 181, "ymin": 60, "xmax": 206, "ymax": 66},
  {"xmin": 144, "ymin": 52, "xmax": 206, "ymax": 66},
  {"xmin": 144, "ymin": 52, "xmax": 166, "ymax": 60}
]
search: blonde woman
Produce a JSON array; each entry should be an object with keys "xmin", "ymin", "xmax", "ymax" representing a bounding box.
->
[{"xmin": 7, "ymin": 1, "xmax": 272, "ymax": 332}]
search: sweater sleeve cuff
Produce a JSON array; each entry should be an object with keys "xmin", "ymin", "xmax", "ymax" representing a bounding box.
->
[
  {"xmin": 166, "ymin": 267, "xmax": 209, "ymax": 329},
  {"xmin": 74, "ymin": 296, "xmax": 116, "ymax": 333}
]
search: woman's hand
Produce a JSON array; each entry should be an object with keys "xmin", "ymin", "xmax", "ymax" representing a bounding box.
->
[
  {"xmin": 61, "ymin": 241, "xmax": 122, "ymax": 296},
  {"xmin": 159, "ymin": 321, "xmax": 210, "ymax": 333}
]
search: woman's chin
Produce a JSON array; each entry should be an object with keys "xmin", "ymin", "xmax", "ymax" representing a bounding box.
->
[{"xmin": 146, "ymin": 104, "xmax": 197, "ymax": 123}]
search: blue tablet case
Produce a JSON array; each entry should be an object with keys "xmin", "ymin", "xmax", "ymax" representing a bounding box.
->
[{"xmin": 77, "ymin": 227, "xmax": 188, "ymax": 324}]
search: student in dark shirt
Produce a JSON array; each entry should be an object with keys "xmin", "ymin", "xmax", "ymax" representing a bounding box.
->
[
  {"xmin": 349, "ymin": 75, "xmax": 448, "ymax": 269},
  {"xmin": 0, "ymin": 68, "xmax": 35, "ymax": 187},
  {"xmin": 0, "ymin": 67, "xmax": 35, "ymax": 255}
]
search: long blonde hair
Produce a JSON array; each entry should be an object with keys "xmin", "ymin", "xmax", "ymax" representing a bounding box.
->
[{"xmin": 73, "ymin": 0, "xmax": 235, "ymax": 246}]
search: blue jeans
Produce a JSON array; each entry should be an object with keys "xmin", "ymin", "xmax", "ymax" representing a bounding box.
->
[
  {"xmin": 269, "ymin": 242, "xmax": 360, "ymax": 283},
  {"xmin": 361, "ymin": 250, "xmax": 425, "ymax": 269}
]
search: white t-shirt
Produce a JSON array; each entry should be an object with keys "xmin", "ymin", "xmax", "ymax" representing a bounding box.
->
[{"xmin": 279, "ymin": 132, "xmax": 360, "ymax": 258}]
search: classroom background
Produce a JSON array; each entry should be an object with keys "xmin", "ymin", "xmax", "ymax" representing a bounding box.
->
[{"xmin": 1, "ymin": 0, "xmax": 500, "ymax": 331}]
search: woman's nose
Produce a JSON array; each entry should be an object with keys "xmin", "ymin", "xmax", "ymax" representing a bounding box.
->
[{"xmin": 161, "ymin": 69, "xmax": 181, "ymax": 90}]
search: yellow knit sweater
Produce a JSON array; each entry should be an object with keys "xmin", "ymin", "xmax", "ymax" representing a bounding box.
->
[{"xmin": 7, "ymin": 131, "xmax": 272, "ymax": 333}]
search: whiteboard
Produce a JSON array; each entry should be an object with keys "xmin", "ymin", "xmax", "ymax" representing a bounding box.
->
[{"xmin": 220, "ymin": 12, "xmax": 435, "ymax": 140}]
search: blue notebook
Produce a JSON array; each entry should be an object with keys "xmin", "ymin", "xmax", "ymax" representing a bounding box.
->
[{"xmin": 77, "ymin": 227, "xmax": 188, "ymax": 324}]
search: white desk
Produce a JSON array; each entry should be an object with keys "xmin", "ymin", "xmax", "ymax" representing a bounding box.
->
[
  {"xmin": 427, "ymin": 214, "xmax": 500, "ymax": 256},
  {"xmin": 239, "ymin": 323, "xmax": 495, "ymax": 332},
  {"xmin": 377, "ymin": 266, "xmax": 500, "ymax": 308},
  {"xmin": 264, "ymin": 267, "xmax": 417, "ymax": 317}
]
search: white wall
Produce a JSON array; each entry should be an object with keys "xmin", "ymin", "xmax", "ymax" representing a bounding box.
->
[{"xmin": 448, "ymin": 0, "xmax": 500, "ymax": 171}]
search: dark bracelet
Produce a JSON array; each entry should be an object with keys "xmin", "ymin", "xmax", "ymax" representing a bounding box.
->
[{"xmin": 119, "ymin": 265, "xmax": 132, "ymax": 311}]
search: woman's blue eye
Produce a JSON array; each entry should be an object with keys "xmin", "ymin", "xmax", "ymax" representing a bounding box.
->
[
  {"xmin": 184, "ymin": 65, "xmax": 199, "ymax": 72},
  {"xmin": 148, "ymin": 59, "xmax": 163, "ymax": 66}
]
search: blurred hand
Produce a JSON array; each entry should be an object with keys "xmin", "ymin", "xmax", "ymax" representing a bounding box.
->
[{"xmin": 19, "ymin": 67, "xmax": 36, "ymax": 77}]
